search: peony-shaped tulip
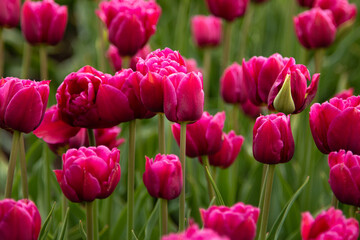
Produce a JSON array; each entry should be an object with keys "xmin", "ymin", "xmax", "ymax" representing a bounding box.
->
[
  {"xmin": 172, "ymin": 111, "xmax": 225, "ymax": 158},
  {"xmin": 162, "ymin": 224, "xmax": 229, "ymax": 240},
  {"xmin": 296, "ymin": 0, "xmax": 316, "ymax": 8},
  {"xmin": 221, "ymin": 62, "xmax": 247, "ymax": 104},
  {"xmin": 253, "ymin": 113, "xmax": 294, "ymax": 164},
  {"xmin": 314, "ymin": 0, "xmax": 357, "ymax": 27},
  {"xmin": 268, "ymin": 58, "xmax": 320, "ymax": 114},
  {"xmin": 97, "ymin": 0, "xmax": 161, "ymax": 56},
  {"xmin": 54, "ymin": 146, "xmax": 121, "ymax": 202},
  {"xmin": 309, "ymin": 96, "xmax": 360, "ymax": 154},
  {"xmin": 294, "ymin": 8, "xmax": 336, "ymax": 49},
  {"xmin": 242, "ymin": 53, "xmax": 289, "ymax": 106},
  {"xmin": 208, "ymin": 131, "xmax": 244, "ymax": 168},
  {"xmin": 328, "ymin": 150, "xmax": 360, "ymax": 206},
  {"xmin": 204, "ymin": 0, "xmax": 250, "ymax": 22},
  {"xmin": 56, "ymin": 65, "xmax": 134, "ymax": 128},
  {"xmin": 191, "ymin": 15, "xmax": 222, "ymax": 48},
  {"xmin": 200, "ymin": 202, "xmax": 259, "ymax": 240},
  {"xmin": 21, "ymin": 0, "xmax": 68, "ymax": 45},
  {"xmin": 334, "ymin": 88, "xmax": 353, "ymax": 99},
  {"xmin": 0, "ymin": 0, "xmax": 20, "ymax": 28},
  {"xmin": 0, "ymin": 199, "xmax": 41, "ymax": 240},
  {"xmin": 143, "ymin": 154, "xmax": 183, "ymax": 200},
  {"xmin": 301, "ymin": 207, "xmax": 359, "ymax": 240},
  {"xmin": 0, "ymin": 77, "xmax": 49, "ymax": 133}
]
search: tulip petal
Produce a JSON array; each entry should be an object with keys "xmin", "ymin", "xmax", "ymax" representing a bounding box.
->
[
  {"xmin": 206, "ymin": 112, "xmax": 225, "ymax": 155},
  {"xmin": 82, "ymin": 172, "xmax": 101, "ymax": 202},
  {"xmin": 54, "ymin": 169, "xmax": 80, "ymax": 202}
]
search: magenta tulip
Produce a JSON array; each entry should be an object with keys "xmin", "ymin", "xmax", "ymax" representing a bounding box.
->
[
  {"xmin": 204, "ymin": 0, "xmax": 250, "ymax": 22},
  {"xmin": 172, "ymin": 111, "xmax": 225, "ymax": 158},
  {"xmin": 296, "ymin": 0, "xmax": 316, "ymax": 8},
  {"xmin": 21, "ymin": 0, "xmax": 68, "ymax": 45},
  {"xmin": 54, "ymin": 146, "xmax": 121, "ymax": 202},
  {"xmin": 200, "ymin": 202, "xmax": 260, "ymax": 240},
  {"xmin": 309, "ymin": 96, "xmax": 360, "ymax": 154},
  {"xmin": 240, "ymin": 100, "xmax": 261, "ymax": 119},
  {"xmin": 162, "ymin": 224, "xmax": 229, "ymax": 240},
  {"xmin": 294, "ymin": 8, "xmax": 336, "ymax": 49},
  {"xmin": 185, "ymin": 58, "xmax": 202, "ymax": 74},
  {"xmin": 97, "ymin": 0, "xmax": 161, "ymax": 56},
  {"xmin": 334, "ymin": 88, "xmax": 354, "ymax": 99},
  {"xmin": 143, "ymin": 154, "xmax": 183, "ymax": 200},
  {"xmin": 0, "ymin": 77, "xmax": 49, "ymax": 133},
  {"xmin": 0, "ymin": 199, "xmax": 41, "ymax": 240},
  {"xmin": 301, "ymin": 207, "xmax": 359, "ymax": 240},
  {"xmin": 220, "ymin": 62, "xmax": 247, "ymax": 104},
  {"xmin": 253, "ymin": 113, "xmax": 294, "ymax": 164},
  {"xmin": 0, "ymin": 0, "xmax": 20, "ymax": 28},
  {"xmin": 315, "ymin": 0, "xmax": 357, "ymax": 27},
  {"xmin": 191, "ymin": 15, "xmax": 222, "ymax": 48}
]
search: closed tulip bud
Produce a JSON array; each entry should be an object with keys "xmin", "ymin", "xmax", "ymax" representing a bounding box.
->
[
  {"xmin": 0, "ymin": 0, "xmax": 20, "ymax": 28},
  {"xmin": 315, "ymin": 0, "xmax": 357, "ymax": 27},
  {"xmin": 294, "ymin": 8, "xmax": 336, "ymax": 49},
  {"xmin": 205, "ymin": 0, "xmax": 250, "ymax": 22},
  {"xmin": 0, "ymin": 199, "xmax": 41, "ymax": 240},
  {"xmin": 162, "ymin": 224, "xmax": 229, "ymax": 240},
  {"xmin": 334, "ymin": 88, "xmax": 354, "ymax": 99},
  {"xmin": 240, "ymin": 99, "xmax": 261, "ymax": 119},
  {"xmin": 253, "ymin": 113, "xmax": 294, "ymax": 164},
  {"xmin": 54, "ymin": 146, "xmax": 121, "ymax": 202},
  {"xmin": 21, "ymin": 0, "xmax": 68, "ymax": 45},
  {"xmin": 301, "ymin": 207, "xmax": 359, "ymax": 240},
  {"xmin": 0, "ymin": 77, "xmax": 49, "ymax": 133},
  {"xmin": 164, "ymin": 72, "xmax": 204, "ymax": 123},
  {"xmin": 296, "ymin": 0, "xmax": 316, "ymax": 8},
  {"xmin": 200, "ymin": 202, "xmax": 259, "ymax": 240},
  {"xmin": 221, "ymin": 63, "xmax": 247, "ymax": 104},
  {"xmin": 309, "ymin": 96, "xmax": 360, "ymax": 154},
  {"xmin": 208, "ymin": 131, "xmax": 244, "ymax": 168},
  {"xmin": 172, "ymin": 111, "xmax": 225, "ymax": 158},
  {"xmin": 268, "ymin": 58, "xmax": 320, "ymax": 114},
  {"xmin": 143, "ymin": 154, "xmax": 182, "ymax": 200},
  {"xmin": 191, "ymin": 15, "xmax": 222, "ymax": 48}
]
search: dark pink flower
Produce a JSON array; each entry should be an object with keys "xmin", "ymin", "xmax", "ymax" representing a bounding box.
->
[
  {"xmin": 205, "ymin": 0, "xmax": 250, "ymax": 22},
  {"xmin": 221, "ymin": 62, "xmax": 247, "ymax": 104},
  {"xmin": 252, "ymin": 0, "xmax": 269, "ymax": 3},
  {"xmin": 301, "ymin": 207, "xmax": 359, "ymax": 240},
  {"xmin": 315, "ymin": 0, "xmax": 357, "ymax": 27},
  {"xmin": 185, "ymin": 58, "xmax": 203, "ymax": 74},
  {"xmin": 296, "ymin": 0, "xmax": 316, "ymax": 8},
  {"xmin": 191, "ymin": 15, "xmax": 222, "ymax": 48},
  {"xmin": 162, "ymin": 224, "xmax": 229, "ymax": 240},
  {"xmin": 240, "ymin": 100, "xmax": 261, "ymax": 119},
  {"xmin": 334, "ymin": 88, "xmax": 354, "ymax": 99},
  {"xmin": 0, "ymin": 0, "xmax": 20, "ymax": 28}
]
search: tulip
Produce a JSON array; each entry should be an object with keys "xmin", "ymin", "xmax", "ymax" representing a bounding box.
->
[
  {"xmin": 253, "ymin": 113, "xmax": 294, "ymax": 164},
  {"xmin": 172, "ymin": 111, "xmax": 225, "ymax": 158},
  {"xmin": 0, "ymin": 77, "xmax": 49, "ymax": 133},
  {"xmin": 334, "ymin": 88, "xmax": 354, "ymax": 99},
  {"xmin": 221, "ymin": 62, "xmax": 247, "ymax": 104},
  {"xmin": 309, "ymin": 96, "xmax": 360, "ymax": 155},
  {"xmin": 296, "ymin": 0, "xmax": 316, "ymax": 8},
  {"xmin": 162, "ymin": 224, "xmax": 229, "ymax": 240},
  {"xmin": 97, "ymin": 0, "xmax": 161, "ymax": 56},
  {"xmin": 315, "ymin": 0, "xmax": 357, "ymax": 27},
  {"xmin": 268, "ymin": 58, "xmax": 320, "ymax": 114},
  {"xmin": 191, "ymin": 15, "xmax": 222, "ymax": 48},
  {"xmin": 240, "ymin": 100, "xmax": 261, "ymax": 119},
  {"xmin": 0, "ymin": 199, "xmax": 41, "ymax": 240},
  {"xmin": 143, "ymin": 154, "xmax": 183, "ymax": 200},
  {"xmin": 21, "ymin": 0, "xmax": 68, "ymax": 45},
  {"xmin": 294, "ymin": 8, "xmax": 337, "ymax": 49},
  {"xmin": 200, "ymin": 202, "xmax": 260, "ymax": 240},
  {"xmin": 252, "ymin": 0, "xmax": 269, "ymax": 3},
  {"xmin": 204, "ymin": 0, "xmax": 250, "ymax": 22},
  {"xmin": 0, "ymin": 0, "xmax": 20, "ymax": 28},
  {"xmin": 185, "ymin": 58, "xmax": 202, "ymax": 74},
  {"xmin": 54, "ymin": 146, "xmax": 121, "ymax": 202},
  {"xmin": 242, "ymin": 53, "xmax": 289, "ymax": 106},
  {"xmin": 301, "ymin": 207, "xmax": 359, "ymax": 240}
]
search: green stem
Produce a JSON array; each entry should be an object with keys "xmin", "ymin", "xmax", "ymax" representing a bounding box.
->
[
  {"xmin": 87, "ymin": 128, "xmax": 96, "ymax": 146},
  {"xmin": 221, "ymin": 21, "xmax": 233, "ymax": 72},
  {"xmin": 127, "ymin": 120, "xmax": 136, "ymax": 240},
  {"xmin": 86, "ymin": 201, "xmax": 94, "ymax": 240},
  {"xmin": 43, "ymin": 142, "xmax": 51, "ymax": 213},
  {"xmin": 331, "ymin": 194, "xmax": 338, "ymax": 208},
  {"xmin": 21, "ymin": 43, "xmax": 31, "ymax": 79},
  {"xmin": 0, "ymin": 28, "xmax": 3, "ymax": 77},
  {"xmin": 122, "ymin": 56, "xmax": 130, "ymax": 70},
  {"xmin": 39, "ymin": 45, "xmax": 48, "ymax": 80},
  {"xmin": 314, "ymin": 49, "xmax": 324, "ymax": 74},
  {"xmin": 62, "ymin": 195, "xmax": 68, "ymax": 239},
  {"xmin": 282, "ymin": 0, "xmax": 296, "ymax": 56},
  {"xmin": 349, "ymin": 206, "xmax": 357, "ymax": 218},
  {"xmin": 232, "ymin": 104, "xmax": 239, "ymax": 133},
  {"xmin": 161, "ymin": 199, "xmax": 168, "ymax": 236},
  {"xmin": 179, "ymin": 122, "xmax": 187, "ymax": 231},
  {"xmin": 203, "ymin": 48, "xmax": 212, "ymax": 107},
  {"xmin": 158, "ymin": 113, "xmax": 165, "ymax": 154},
  {"xmin": 19, "ymin": 133, "xmax": 29, "ymax": 199},
  {"xmin": 238, "ymin": 5, "xmax": 253, "ymax": 61},
  {"xmin": 203, "ymin": 156, "xmax": 215, "ymax": 202},
  {"xmin": 96, "ymin": 10, "xmax": 106, "ymax": 72},
  {"xmin": 258, "ymin": 164, "xmax": 275, "ymax": 240},
  {"xmin": 4, "ymin": 131, "xmax": 20, "ymax": 198},
  {"xmin": 174, "ymin": 0, "xmax": 190, "ymax": 51}
]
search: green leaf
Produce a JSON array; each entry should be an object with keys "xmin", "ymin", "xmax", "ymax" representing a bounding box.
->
[
  {"xmin": 205, "ymin": 166, "xmax": 225, "ymax": 206},
  {"xmin": 39, "ymin": 202, "xmax": 56, "ymax": 240},
  {"xmin": 79, "ymin": 220, "xmax": 87, "ymax": 240},
  {"xmin": 56, "ymin": 207, "xmax": 69, "ymax": 240},
  {"xmin": 136, "ymin": 199, "xmax": 159, "ymax": 240}
]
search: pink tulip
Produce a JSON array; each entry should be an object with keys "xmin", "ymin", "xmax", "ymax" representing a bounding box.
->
[
  {"xmin": 0, "ymin": 0, "xmax": 20, "ymax": 28},
  {"xmin": 0, "ymin": 199, "xmax": 41, "ymax": 240},
  {"xmin": 191, "ymin": 15, "xmax": 222, "ymax": 48},
  {"xmin": 296, "ymin": 0, "xmax": 316, "ymax": 8},
  {"xmin": 54, "ymin": 146, "xmax": 121, "ymax": 202},
  {"xmin": 162, "ymin": 224, "xmax": 229, "ymax": 240},
  {"xmin": 94, "ymin": 127, "xmax": 125, "ymax": 149},
  {"xmin": 334, "ymin": 88, "xmax": 354, "ymax": 99},
  {"xmin": 315, "ymin": 0, "xmax": 357, "ymax": 27},
  {"xmin": 240, "ymin": 100, "xmax": 261, "ymax": 119},
  {"xmin": 301, "ymin": 207, "xmax": 359, "ymax": 240},
  {"xmin": 253, "ymin": 113, "xmax": 294, "ymax": 164},
  {"xmin": 294, "ymin": 8, "xmax": 336, "ymax": 49},
  {"xmin": 220, "ymin": 62, "xmax": 247, "ymax": 104},
  {"xmin": 97, "ymin": 0, "xmax": 161, "ymax": 56},
  {"xmin": 204, "ymin": 0, "xmax": 250, "ymax": 22},
  {"xmin": 143, "ymin": 154, "xmax": 183, "ymax": 200},
  {"xmin": 0, "ymin": 77, "xmax": 49, "ymax": 133},
  {"xmin": 21, "ymin": 0, "xmax": 68, "ymax": 45},
  {"xmin": 172, "ymin": 111, "xmax": 225, "ymax": 158},
  {"xmin": 200, "ymin": 202, "xmax": 260, "ymax": 240},
  {"xmin": 185, "ymin": 58, "xmax": 203, "ymax": 74},
  {"xmin": 309, "ymin": 96, "xmax": 360, "ymax": 154}
]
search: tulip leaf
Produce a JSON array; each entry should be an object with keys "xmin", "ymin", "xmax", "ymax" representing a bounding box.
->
[
  {"xmin": 267, "ymin": 176, "xmax": 310, "ymax": 240},
  {"xmin": 132, "ymin": 230, "xmax": 140, "ymax": 240},
  {"xmin": 39, "ymin": 202, "xmax": 56, "ymax": 240},
  {"xmin": 137, "ymin": 199, "xmax": 160, "ymax": 240},
  {"xmin": 205, "ymin": 166, "xmax": 225, "ymax": 206},
  {"xmin": 56, "ymin": 207, "xmax": 69, "ymax": 240},
  {"xmin": 79, "ymin": 220, "xmax": 87, "ymax": 240}
]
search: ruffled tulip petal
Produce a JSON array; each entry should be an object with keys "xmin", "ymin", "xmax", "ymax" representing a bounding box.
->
[
  {"xmin": 54, "ymin": 169, "xmax": 80, "ymax": 202},
  {"xmin": 140, "ymin": 72, "xmax": 164, "ymax": 113}
]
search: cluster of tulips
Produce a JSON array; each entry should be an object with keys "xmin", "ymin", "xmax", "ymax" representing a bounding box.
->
[{"xmin": 0, "ymin": 0, "xmax": 359, "ymax": 239}]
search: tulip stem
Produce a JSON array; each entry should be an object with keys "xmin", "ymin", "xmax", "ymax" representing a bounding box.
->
[
  {"xmin": 96, "ymin": 8, "xmax": 106, "ymax": 72},
  {"xmin": 221, "ymin": 21, "xmax": 233, "ymax": 72},
  {"xmin": 127, "ymin": 120, "xmax": 136, "ymax": 240},
  {"xmin": 203, "ymin": 156, "xmax": 215, "ymax": 202},
  {"xmin": 19, "ymin": 133, "xmax": 29, "ymax": 199},
  {"xmin": 179, "ymin": 122, "xmax": 187, "ymax": 231},
  {"xmin": 258, "ymin": 164, "xmax": 275, "ymax": 240},
  {"xmin": 21, "ymin": 43, "xmax": 32, "ymax": 79},
  {"xmin": 160, "ymin": 199, "xmax": 168, "ymax": 235},
  {"xmin": 122, "ymin": 56, "xmax": 130, "ymax": 69},
  {"xmin": 203, "ymin": 48, "xmax": 212, "ymax": 107},
  {"xmin": 232, "ymin": 104, "xmax": 239, "ymax": 133},
  {"xmin": 86, "ymin": 201, "xmax": 94, "ymax": 240},
  {"xmin": 314, "ymin": 49, "xmax": 324, "ymax": 74},
  {"xmin": 39, "ymin": 45, "xmax": 48, "ymax": 80},
  {"xmin": 87, "ymin": 128, "xmax": 96, "ymax": 146},
  {"xmin": 174, "ymin": 0, "xmax": 190, "ymax": 50},
  {"xmin": 158, "ymin": 113, "xmax": 166, "ymax": 154},
  {"xmin": 331, "ymin": 194, "xmax": 338, "ymax": 208},
  {"xmin": 0, "ymin": 27, "xmax": 3, "ymax": 77},
  {"xmin": 349, "ymin": 206, "xmax": 357, "ymax": 218},
  {"xmin": 43, "ymin": 142, "xmax": 51, "ymax": 213},
  {"xmin": 4, "ymin": 131, "xmax": 20, "ymax": 198},
  {"xmin": 62, "ymin": 195, "xmax": 68, "ymax": 239},
  {"xmin": 238, "ymin": 4, "xmax": 253, "ymax": 61}
]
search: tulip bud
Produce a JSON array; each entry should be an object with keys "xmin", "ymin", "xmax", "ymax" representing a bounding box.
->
[
  {"xmin": 334, "ymin": 88, "xmax": 354, "ymax": 99},
  {"xmin": 240, "ymin": 100, "xmax": 261, "ymax": 119},
  {"xmin": 204, "ymin": 0, "xmax": 250, "ymax": 22},
  {"xmin": 162, "ymin": 224, "xmax": 229, "ymax": 240},
  {"xmin": 315, "ymin": 0, "xmax": 357, "ymax": 27},
  {"xmin": 273, "ymin": 74, "xmax": 295, "ymax": 114},
  {"xmin": 296, "ymin": 0, "xmax": 316, "ymax": 8},
  {"xmin": 220, "ymin": 63, "xmax": 247, "ymax": 104},
  {"xmin": 191, "ymin": 15, "xmax": 222, "ymax": 48},
  {"xmin": 0, "ymin": 0, "xmax": 20, "ymax": 28}
]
